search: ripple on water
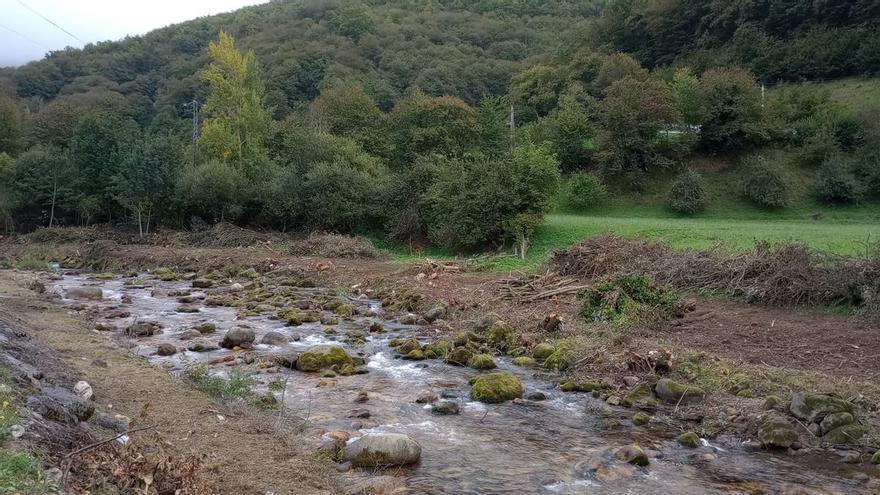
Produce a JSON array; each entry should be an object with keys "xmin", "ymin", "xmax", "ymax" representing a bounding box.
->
[{"xmin": 367, "ymin": 352, "xmax": 427, "ymax": 379}]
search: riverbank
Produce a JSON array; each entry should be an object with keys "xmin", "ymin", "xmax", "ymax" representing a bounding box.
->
[{"xmin": 1, "ymin": 237, "xmax": 879, "ymax": 493}]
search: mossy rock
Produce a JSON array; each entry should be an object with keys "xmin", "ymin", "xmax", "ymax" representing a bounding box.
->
[
  {"xmin": 632, "ymin": 411, "xmax": 650, "ymax": 426},
  {"xmin": 404, "ymin": 349, "xmax": 426, "ymax": 361},
  {"xmin": 789, "ymin": 393, "xmax": 854, "ymax": 424},
  {"xmin": 470, "ymin": 372, "xmax": 524, "ymax": 403},
  {"xmin": 335, "ymin": 304, "xmax": 355, "ymax": 318},
  {"xmin": 425, "ymin": 340, "xmax": 452, "ymax": 358},
  {"xmin": 193, "ymin": 322, "xmax": 216, "ymax": 334},
  {"xmin": 677, "ymin": 431, "xmax": 700, "ymax": 448},
  {"xmin": 623, "ymin": 383, "xmax": 658, "ymax": 411},
  {"xmin": 454, "ymin": 331, "xmax": 483, "ymax": 347},
  {"xmin": 389, "ymin": 338, "xmax": 404, "ymax": 347},
  {"xmin": 474, "ymin": 313, "xmax": 504, "ymax": 332},
  {"xmin": 561, "ymin": 381, "xmax": 602, "ymax": 393},
  {"xmin": 597, "ymin": 418, "xmax": 620, "ymax": 430},
  {"xmin": 513, "ymin": 356, "xmax": 536, "ymax": 367},
  {"xmin": 468, "ymin": 353, "xmax": 497, "ymax": 370},
  {"xmin": 736, "ymin": 389, "xmax": 754, "ymax": 398},
  {"xmin": 296, "ymin": 346, "xmax": 353, "ymax": 372},
  {"xmin": 871, "ymin": 451, "xmax": 880, "ymax": 464},
  {"xmin": 430, "ymin": 401, "xmax": 460, "ymax": 415},
  {"xmin": 615, "ymin": 444, "xmax": 649, "ymax": 467},
  {"xmin": 532, "ymin": 343, "xmax": 555, "ymax": 361},
  {"xmin": 486, "ymin": 321, "xmax": 519, "ymax": 350},
  {"xmin": 338, "ymin": 364, "xmax": 357, "ymax": 376},
  {"xmin": 280, "ymin": 309, "xmax": 305, "ymax": 326},
  {"xmin": 543, "ymin": 348, "xmax": 571, "ymax": 371},
  {"xmin": 95, "ymin": 272, "xmax": 116, "ymax": 280},
  {"xmin": 654, "ymin": 378, "xmax": 704, "ymax": 405},
  {"xmin": 369, "ymin": 322, "xmax": 385, "ymax": 333},
  {"xmin": 820, "ymin": 412, "xmax": 855, "ymax": 435},
  {"xmin": 445, "ymin": 347, "xmax": 474, "ymax": 367},
  {"xmin": 823, "ymin": 423, "xmax": 868, "ymax": 445},
  {"xmin": 396, "ymin": 338, "xmax": 422, "ymax": 355},
  {"xmin": 758, "ymin": 414, "xmax": 799, "ymax": 448},
  {"xmin": 763, "ymin": 395, "xmax": 784, "ymax": 411}
]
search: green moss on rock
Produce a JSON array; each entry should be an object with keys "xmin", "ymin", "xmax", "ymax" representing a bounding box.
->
[
  {"xmin": 468, "ymin": 353, "xmax": 497, "ymax": 370},
  {"xmin": 532, "ymin": 343, "xmax": 555, "ymax": 361},
  {"xmin": 677, "ymin": 431, "xmax": 700, "ymax": 448},
  {"xmin": 632, "ymin": 411, "xmax": 650, "ymax": 426},
  {"xmin": 513, "ymin": 356, "xmax": 536, "ymax": 367},
  {"xmin": 470, "ymin": 372, "xmax": 524, "ymax": 403}
]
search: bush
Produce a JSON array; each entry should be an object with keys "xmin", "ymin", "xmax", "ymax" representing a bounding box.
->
[
  {"xmin": 852, "ymin": 143, "xmax": 880, "ymax": 197},
  {"xmin": 815, "ymin": 160, "xmax": 864, "ymax": 204},
  {"xmin": 667, "ymin": 169, "xmax": 708, "ymax": 215},
  {"xmin": 743, "ymin": 157, "xmax": 789, "ymax": 208},
  {"xmin": 579, "ymin": 275, "xmax": 680, "ymax": 325},
  {"xmin": 565, "ymin": 172, "xmax": 607, "ymax": 210}
]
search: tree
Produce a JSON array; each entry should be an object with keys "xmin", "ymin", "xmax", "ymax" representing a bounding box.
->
[
  {"xmin": 543, "ymin": 89, "xmax": 597, "ymax": 171},
  {"xmin": 0, "ymin": 97, "xmax": 24, "ymax": 156},
  {"xmin": 69, "ymin": 110, "xmax": 138, "ymax": 219},
  {"xmin": 13, "ymin": 148, "xmax": 75, "ymax": 227},
  {"xmin": 391, "ymin": 93, "xmax": 479, "ymax": 166},
  {"xmin": 668, "ymin": 168, "xmax": 708, "ymax": 214},
  {"xmin": 311, "ymin": 82, "xmax": 388, "ymax": 157},
  {"xmin": 596, "ymin": 77, "xmax": 681, "ymax": 178},
  {"xmin": 0, "ymin": 153, "xmax": 15, "ymax": 232},
  {"xmin": 510, "ymin": 65, "xmax": 563, "ymax": 116},
  {"xmin": 201, "ymin": 31, "xmax": 271, "ymax": 177},
  {"xmin": 327, "ymin": 3, "xmax": 376, "ymax": 40},
  {"xmin": 698, "ymin": 67, "xmax": 765, "ymax": 151},
  {"xmin": 669, "ymin": 68, "xmax": 703, "ymax": 127},
  {"xmin": 113, "ymin": 136, "xmax": 182, "ymax": 237},
  {"xmin": 176, "ymin": 160, "xmax": 246, "ymax": 223}
]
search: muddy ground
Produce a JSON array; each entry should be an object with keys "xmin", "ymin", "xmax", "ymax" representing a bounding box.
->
[{"xmin": 1, "ymin": 238, "xmax": 880, "ymax": 493}]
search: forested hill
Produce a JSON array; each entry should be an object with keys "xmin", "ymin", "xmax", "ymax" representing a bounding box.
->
[{"xmin": 0, "ymin": 0, "xmax": 604, "ymax": 127}]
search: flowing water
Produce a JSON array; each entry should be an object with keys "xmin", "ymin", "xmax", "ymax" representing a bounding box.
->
[{"xmin": 49, "ymin": 272, "xmax": 876, "ymax": 495}]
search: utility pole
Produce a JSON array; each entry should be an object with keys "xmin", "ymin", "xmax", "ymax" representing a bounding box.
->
[
  {"xmin": 508, "ymin": 103, "xmax": 516, "ymax": 154},
  {"xmin": 184, "ymin": 99, "xmax": 200, "ymax": 163}
]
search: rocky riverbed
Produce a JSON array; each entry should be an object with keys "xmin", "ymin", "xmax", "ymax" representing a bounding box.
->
[{"xmin": 47, "ymin": 269, "xmax": 878, "ymax": 494}]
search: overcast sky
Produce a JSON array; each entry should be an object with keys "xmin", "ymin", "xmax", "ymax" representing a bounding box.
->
[{"xmin": 0, "ymin": 0, "xmax": 268, "ymax": 67}]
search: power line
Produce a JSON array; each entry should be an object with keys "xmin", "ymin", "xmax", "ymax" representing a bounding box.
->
[
  {"xmin": 0, "ymin": 22, "xmax": 51, "ymax": 50},
  {"xmin": 16, "ymin": 0, "xmax": 85, "ymax": 44}
]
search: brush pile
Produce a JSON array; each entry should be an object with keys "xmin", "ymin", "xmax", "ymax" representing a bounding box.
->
[{"xmin": 551, "ymin": 233, "xmax": 880, "ymax": 308}]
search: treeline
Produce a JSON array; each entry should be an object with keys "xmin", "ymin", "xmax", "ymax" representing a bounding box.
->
[
  {"xmin": 594, "ymin": 0, "xmax": 880, "ymax": 81},
  {"xmin": 1, "ymin": 1, "xmax": 879, "ymax": 253}
]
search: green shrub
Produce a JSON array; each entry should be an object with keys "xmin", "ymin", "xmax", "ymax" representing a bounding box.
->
[
  {"xmin": 815, "ymin": 160, "xmax": 864, "ymax": 204},
  {"xmin": 0, "ymin": 449, "xmax": 55, "ymax": 493},
  {"xmin": 667, "ymin": 169, "xmax": 708, "ymax": 215},
  {"xmin": 565, "ymin": 172, "xmax": 606, "ymax": 210},
  {"xmin": 183, "ymin": 365, "xmax": 255, "ymax": 402},
  {"xmin": 794, "ymin": 132, "xmax": 839, "ymax": 167},
  {"xmin": 852, "ymin": 143, "xmax": 880, "ymax": 197},
  {"xmin": 579, "ymin": 275, "xmax": 680, "ymax": 325},
  {"xmin": 743, "ymin": 157, "xmax": 789, "ymax": 208}
]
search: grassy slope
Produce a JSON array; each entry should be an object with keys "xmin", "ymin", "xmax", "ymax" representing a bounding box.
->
[{"xmin": 390, "ymin": 78, "xmax": 880, "ymax": 271}]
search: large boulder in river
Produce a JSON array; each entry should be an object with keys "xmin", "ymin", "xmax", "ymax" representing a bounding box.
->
[
  {"xmin": 296, "ymin": 346, "xmax": 353, "ymax": 372},
  {"xmin": 654, "ymin": 378, "xmax": 704, "ymax": 405},
  {"xmin": 470, "ymin": 372, "xmax": 523, "ymax": 403},
  {"xmin": 789, "ymin": 393, "xmax": 854, "ymax": 424},
  {"xmin": 260, "ymin": 331, "xmax": 289, "ymax": 345},
  {"xmin": 220, "ymin": 326, "xmax": 255, "ymax": 349},
  {"xmin": 66, "ymin": 287, "xmax": 103, "ymax": 300},
  {"xmin": 344, "ymin": 433, "xmax": 422, "ymax": 467}
]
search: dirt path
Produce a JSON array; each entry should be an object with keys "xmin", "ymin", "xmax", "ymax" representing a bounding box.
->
[{"xmin": 0, "ymin": 270, "xmax": 340, "ymax": 495}]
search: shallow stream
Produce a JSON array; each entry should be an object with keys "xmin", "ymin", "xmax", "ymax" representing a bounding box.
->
[{"xmin": 50, "ymin": 272, "xmax": 875, "ymax": 494}]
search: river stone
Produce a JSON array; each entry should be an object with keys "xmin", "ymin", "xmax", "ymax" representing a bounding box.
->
[
  {"xmin": 156, "ymin": 343, "xmax": 177, "ymax": 356},
  {"xmin": 790, "ymin": 393, "xmax": 854, "ymax": 424},
  {"xmin": 820, "ymin": 412, "xmax": 855, "ymax": 436},
  {"xmin": 470, "ymin": 372, "xmax": 523, "ymax": 403},
  {"xmin": 176, "ymin": 304, "xmax": 200, "ymax": 313},
  {"xmin": 220, "ymin": 326, "xmax": 255, "ymax": 349},
  {"xmin": 415, "ymin": 391, "xmax": 438, "ymax": 403},
  {"xmin": 575, "ymin": 455, "xmax": 635, "ymax": 482},
  {"xmin": 423, "ymin": 303, "xmax": 447, "ymax": 323},
  {"xmin": 396, "ymin": 338, "xmax": 421, "ymax": 355},
  {"xmin": 823, "ymin": 424, "xmax": 869, "ymax": 445},
  {"xmin": 654, "ymin": 378, "xmax": 704, "ymax": 405},
  {"xmin": 344, "ymin": 433, "xmax": 422, "ymax": 467},
  {"xmin": 758, "ymin": 414, "xmax": 799, "ymax": 448},
  {"xmin": 614, "ymin": 444, "xmax": 649, "ymax": 466},
  {"xmin": 260, "ymin": 331, "xmax": 289, "ymax": 346},
  {"xmin": 193, "ymin": 322, "xmax": 216, "ymax": 334},
  {"xmin": 474, "ymin": 313, "xmax": 504, "ymax": 332},
  {"xmin": 677, "ymin": 431, "xmax": 700, "ymax": 448},
  {"xmin": 632, "ymin": 411, "xmax": 650, "ymax": 426},
  {"xmin": 187, "ymin": 341, "xmax": 219, "ymax": 353},
  {"xmin": 271, "ymin": 352, "xmax": 299, "ymax": 369},
  {"xmin": 526, "ymin": 391, "xmax": 547, "ymax": 401},
  {"xmin": 66, "ymin": 287, "xmax": 103, "ymax": 300},
  {"xmin": 179, "ymin": 329, "xmax": 201, "ymax": 340},
  {"xmin": 445, "ymin": 347, "xmax": 474, "ymax": 367},
  {"xmin": 623, "ymin": 383, "xmax": 658, "ymax": 411},
  {"xmin": 27, "ymin": 386, "xmax": 94, "ymax": 424},
  {"xmin": 431, "ymin": 401, "xmax": 460, "ymax": 415},
  {"xmin": 192, "ymin": 279, "xmax": 213, "ymax": 288},
  {"xmin": 513, "ymin": 356, "xmax": 536, "ymax": 367},
  {"xmin": 126, "ymin": 321, "xmax": 160, "ymax": 337},
  {"xmin": 296, "ymin": 346, "xmax": 353, "ymax": 372}
]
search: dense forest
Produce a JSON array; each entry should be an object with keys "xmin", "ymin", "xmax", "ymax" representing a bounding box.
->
[{"xmin": 0, "ymin": 0, "xmax": 878, "ymax": 253}]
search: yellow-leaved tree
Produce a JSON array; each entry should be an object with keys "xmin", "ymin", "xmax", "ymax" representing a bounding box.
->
[{"xmin": 200, "ymin": 31, "xmax": 270, "ymax": 177}]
